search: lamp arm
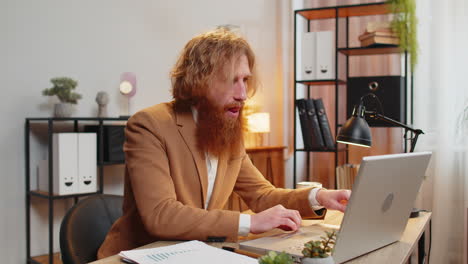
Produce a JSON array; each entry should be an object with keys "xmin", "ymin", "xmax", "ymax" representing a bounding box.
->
[
  {"xmin": 366, "ymin": 111, "xmax": 424, "ymax": 153},
  {"xmin": 410, "ymin": 132, "xmax": 422, "ymax": 153},
  {"xmin": 368, "ymin": 112, "xmax": 416, "ymax": 132}
]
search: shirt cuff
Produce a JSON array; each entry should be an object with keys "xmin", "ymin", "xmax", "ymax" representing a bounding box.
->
[
  {"xmin": 238, "ymin": 214, "xmax": 251, "ymax": 236},
  {"xmin": 308, "ymin": 187, "xmax": 325, "ymax": 211}
]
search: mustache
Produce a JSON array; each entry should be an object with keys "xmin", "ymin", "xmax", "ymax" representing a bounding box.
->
[{"xmin": 224, "ymin": 102, "xmax": 244, "ymax": 110}]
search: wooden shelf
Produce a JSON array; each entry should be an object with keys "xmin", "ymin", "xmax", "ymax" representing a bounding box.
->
[
  {"xmin": 296, "ymin": 79, "xmax": 346, "ymax": 86},
  {"xmin": 293, "ymin": 1, "xmax": 411, "ymax": 189},
  {"xmin": 296, "ymin": 2, "xmax": 390, "ymax": 20},
  {"xmin": 30, "ymin": 190, "xmax": 100, "ymax": 199},
  {"xmin": 295, "ymin": 148, "xmax": 337, "ymax": 152},
  {"xmin": 338, "ymin": 46, "xmax": 402, "ymax": 56},
  {"xmin": 297, "ymin": 7, "xmax": 336, "ymax": 20},
  {"xmin": 30, "ymin": 253, "xmax": 62, "ymax": 264},
  {"xmin": 338, "ymin": 2, "xmax": 390, "ymax": 17},
  {"xmin": 25, "ymin": 116, "xmax": 129, "ymax": 262}
]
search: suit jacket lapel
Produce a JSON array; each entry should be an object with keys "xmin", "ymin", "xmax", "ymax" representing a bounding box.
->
[{"xmin": 175, "ymin": 108, "xmax": 208, "ymax": 208}]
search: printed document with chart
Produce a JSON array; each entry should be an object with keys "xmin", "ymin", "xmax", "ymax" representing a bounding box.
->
[{"xmin": 119, "ymin": 240, "xmax": 257, "ymax": 264}]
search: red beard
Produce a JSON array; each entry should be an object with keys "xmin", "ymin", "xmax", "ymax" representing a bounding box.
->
[{"xmin": 196, "ymin": 98, "xmax": 244, "ymax": 157}]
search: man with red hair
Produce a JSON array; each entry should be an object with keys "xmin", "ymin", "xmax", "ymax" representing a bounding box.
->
[{"xmin": 98, "ymin": 28, "xmax": 350, "ymax": 258}]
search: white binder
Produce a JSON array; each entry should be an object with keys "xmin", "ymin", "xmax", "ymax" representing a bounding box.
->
[
  {"xmin": 38, "ymin": 132, "xmax": 98, "ymax": 195},
  {"xmin": 77, "ymin": 133, "xmax": 97, "ymax": 193},
  {"xmin": 301, "ymin": 31, "xmax": 316, "ymax": 80},
  {"xmin": 46, "ymin": 133, "xmax": 78, "ymax": 195},
  {"xmin": 315, "ymin": 31, "xmax": 335, "ymax": 80}
]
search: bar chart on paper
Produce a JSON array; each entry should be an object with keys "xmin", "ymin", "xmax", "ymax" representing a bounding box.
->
[
  {"xmin": 119, "ymin": 240, "xmax": 257, "ymax": 264},
  {"xmin": 122, "ymin": 249, "xmax": 192, "ymax": 263}
]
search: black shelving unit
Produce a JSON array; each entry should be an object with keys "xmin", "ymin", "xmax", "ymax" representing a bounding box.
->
[
  {"xmin": 293, "ymin": 2, "xmax": 412, "ymax": 188},
  {"xmin": 25, "ymin": 117, "xmax": 128, "ymax": 264}
]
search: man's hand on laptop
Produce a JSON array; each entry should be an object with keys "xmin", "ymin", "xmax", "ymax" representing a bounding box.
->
[
  {"xmin": 250, "ymin": 205, "xmax": 301, "ymax": 234},
  {"xmin": 316, "ymin": 189, "xmax": 352, "ymax": 212}
]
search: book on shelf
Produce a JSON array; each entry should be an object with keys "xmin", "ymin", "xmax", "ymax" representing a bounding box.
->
[
  {"xmin": 336, "ymin": 163, "xmax": 360, "ymax": 189},
  {"xmin": 360, "ymin": 36, "xmax": 399, "ymax": 47},
  {"xmin": 314, "ymin": 98, "xmax": 335, "ymax": 150},
  {"xmin": 358, "ymin": 31, "xmax": 398, "ymax": 40},
  {"xmin": 305, "ymin": 99, "xmax": 326, "ymax": 149},
  {"xmin": 359, "ymin": 29, "xmax": 399, "ymax": 47},
  {"xmin": 296, "ymin": 99, "xmax": 325, "ymax": 150},
  {"xmin": 365, "ymin": 21, "xmax": 392, "ymax": 33}
]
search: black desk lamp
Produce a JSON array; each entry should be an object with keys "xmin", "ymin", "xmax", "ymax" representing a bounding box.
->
[
  {"xmin": 336, "ymin": 93, "xmax": 424, "ymax": 152},
  {"xmin": 337, "ymin": 93, "xmax": 426, "ymax": 220}
]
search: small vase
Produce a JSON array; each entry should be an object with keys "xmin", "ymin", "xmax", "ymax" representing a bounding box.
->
[
  {"xmin": 302, "ymin": 256, "xmax": 335, "ymax": 264},
  {"xmin": 97, "ymin": 105, "xmax": 108, "ymax": 118},
  {"xmin": 54, "ymin": 103, "xmax": 73, "ymax": 117}
]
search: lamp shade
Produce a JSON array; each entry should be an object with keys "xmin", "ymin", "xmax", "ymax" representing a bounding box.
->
[
  {"xmin": 336, "ymin": 105, "xmax": 372, "ymax": 147},
  {"xmin": 247, "ymin": 112, "xmax": 270, "ymax": 133}
]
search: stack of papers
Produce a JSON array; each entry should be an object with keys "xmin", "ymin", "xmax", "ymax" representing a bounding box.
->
[{"xmin": 119, "ymin": 240, "xmax": 257, "ymax": 264}]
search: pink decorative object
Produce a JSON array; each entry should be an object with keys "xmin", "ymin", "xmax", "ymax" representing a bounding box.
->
[
  {"xmin": 119, "ymin": 72, "xmax": 137, "ymax": 117},
  {"xmin": 119, "ymin": 72, "xmax": 137, "ymax": 97}
]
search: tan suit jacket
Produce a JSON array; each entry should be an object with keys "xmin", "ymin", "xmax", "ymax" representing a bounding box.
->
[{"xmin": 98, "ymin": 102, "xmax": 324, "ymax": 258}]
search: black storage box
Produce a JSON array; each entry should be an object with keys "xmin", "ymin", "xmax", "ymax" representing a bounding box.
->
[
  {"xmin": 84, "ymin": 125, "xmax": 126, "ymax": 163},
  {"xmin": 347, "ymin": 76, "xmax": 406, "ymax": 127}
]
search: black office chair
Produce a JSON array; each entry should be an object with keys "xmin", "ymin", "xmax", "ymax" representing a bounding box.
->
[{"xmin": 59, "ymin": 194, "xmax": 123, "ymax": 264}]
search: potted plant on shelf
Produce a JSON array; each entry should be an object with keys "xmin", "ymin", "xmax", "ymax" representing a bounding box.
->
[
  {"xmin": 42, "ymin": 77, "xmax": 82, "ymax": 117},
  {"xmin": 301, "ymin": 230, "xmax": 337, "ymax": 264},
  {"xmin": 388, "ymin": 0, "xmax": 418, "ymax": 71},
  {"xmin": 258, "ymin": 251, "xmax": 294, "ymax": 264}
]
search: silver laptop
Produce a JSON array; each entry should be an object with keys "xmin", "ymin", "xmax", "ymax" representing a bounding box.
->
[{"xmin": 240, "ymin": 152, "xmax": 432, "ymax": 263}]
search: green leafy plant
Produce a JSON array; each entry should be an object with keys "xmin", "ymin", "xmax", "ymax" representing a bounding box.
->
[
  {"xmin": 42, "ymin": 77, "xmax": 82, "ymax": 104},
  {"xmin": 258, "ymin": 251, "xmax": 294, "ymax": 264},
  {"xmin": 302, "ymin": 230, "xmax": 337, "ymax": 258},
  {"xmin": 388, "ymin": 0, "xmax": 418, "ymax": 71}
]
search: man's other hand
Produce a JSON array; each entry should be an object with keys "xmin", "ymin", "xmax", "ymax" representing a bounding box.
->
[
  {"xmin": 316, "ymin": 189, "xmax": 351, "ymax": 212},
  {"xmin": 250, "ymin": 205, "xmax": 301, "ymax": 234}
]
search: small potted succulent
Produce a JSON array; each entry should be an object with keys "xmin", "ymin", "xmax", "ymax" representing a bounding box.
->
[
  {"xmin": 42, "ymin": 77, "xmax": 82, "ymax": 117},
  {"xmin": 258, "ymin": 251, "xmax": 294, "ymax": 264},
  {"xmin": 301, "ymin": 230, "xmax": 337, "ymax": 264}
]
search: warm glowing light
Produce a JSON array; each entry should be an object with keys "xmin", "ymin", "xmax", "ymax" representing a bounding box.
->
[
  {"xmin": 247, "ymin": 112, "xmax": 270, "ymax": 133},
  {"xmin": 336, "ymin": 140, "xmax": 371, "ymax": 148},
  {"xmin": 119, "ymin": 81, "xmax": 133, "ymax": 95}
]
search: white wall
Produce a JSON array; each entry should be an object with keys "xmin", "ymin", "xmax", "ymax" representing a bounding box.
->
[{"xmin": 1, "ymin": 0, "xmax": 285, "ymax": 262}]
